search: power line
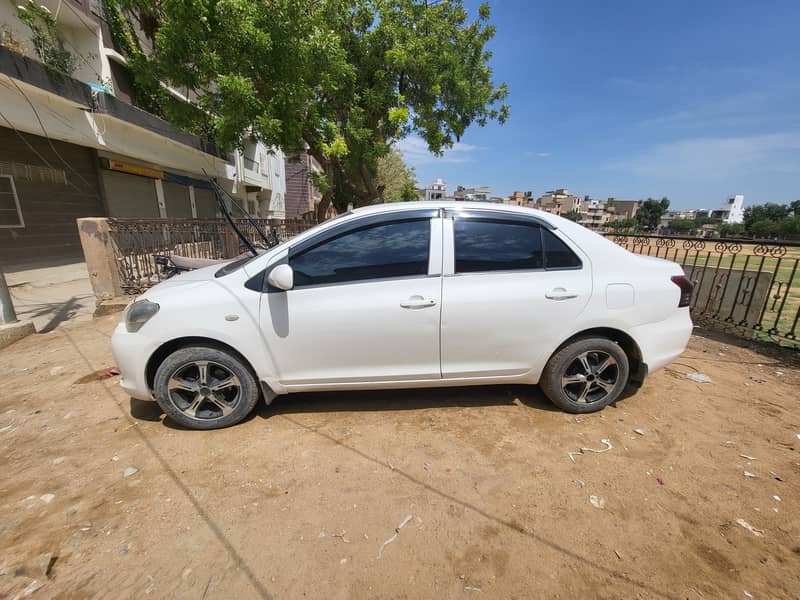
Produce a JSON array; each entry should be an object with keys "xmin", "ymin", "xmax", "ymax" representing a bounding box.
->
[
  {"xmin": 9, "ymin": 78, "xmax": 98, "ymax": 193},
  {"xmin": 0, "ymin": 105, "xmax": 87, "ymax": 196}
]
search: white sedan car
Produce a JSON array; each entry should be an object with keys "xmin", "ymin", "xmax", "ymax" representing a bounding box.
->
[{"xmin": 111, "ymin": 202, "xmax": 693, "ymax": 429}]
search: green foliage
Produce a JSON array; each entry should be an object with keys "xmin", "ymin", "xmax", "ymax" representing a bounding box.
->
[
  {"xmin": 609, "ymin": 218, "xmax": 636, "ymax": 231},
  {"xmin": 718, "ymin": 223, "xmax": 745, "ymax": 237},
  {"xmin": 310, "ymin": 171, "xmax": 331, "ymax": 196},
  {"xmin": 562, "ymin": 210, "xmax": 581, "ymax": 222},
  {"xmin": 738, "ymin": 202, "xmax": 800, "ymax": 239},
  {"xmin": 104, "ymin": 0, "xmax": 164, "ymax": 114},
  {"xmin": 635, "ymin": 197, "xmax": 669, "ymax": 230},
  {"xmin": 667, "ymin": 218, "xmax": 695, "ymax": 232},
  {"xmin": 129, "ymin": 0, "xmax": 508, "ymax": 213},
  {"xmin": 375, "ymin": 149, "xmax": 417, "ymax": 202},
  {"xmin": 16, "ymin": 1, "xmax": 76, "ymax": 75},
  {"xmin": 743, "ymin": 202, "xmax": 790, "ymax": 229}
]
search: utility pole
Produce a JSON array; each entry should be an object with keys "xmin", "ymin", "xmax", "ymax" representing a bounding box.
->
[{"xmin": 0, "ymin": 264, "xmax": 19, "ymax": 324}]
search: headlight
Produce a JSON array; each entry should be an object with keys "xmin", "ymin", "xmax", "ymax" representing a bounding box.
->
[{"xmin": 125, "ymin": 299, "xmax": 160, "ymax": 332}]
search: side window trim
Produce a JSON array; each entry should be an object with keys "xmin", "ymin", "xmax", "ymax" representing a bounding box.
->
[
  {"xmin": 444, "ymin": 208, "xmax": 556, "ymax": 230},
  {"xmin": 541, "ymin": 228, "xmax": 583, "ymax": 271},
  {"xmin": 288, "ymin": 209, "xmax": 440, "ymax": 259},
  {"xmin": 288, "ymin": 217, "xmax": 434, "ymax": 289},
  {"xmin": 447, "ymin": 214, "xmax": 583, "ymax": 275}
]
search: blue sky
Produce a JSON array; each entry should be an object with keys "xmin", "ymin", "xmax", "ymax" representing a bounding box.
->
[{"xmin": 397, "ymin": 0, "xmax": 800, "ymax": 210}]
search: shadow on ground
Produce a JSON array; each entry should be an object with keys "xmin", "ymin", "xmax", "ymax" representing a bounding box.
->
[{"xmin": 137, "ymin": 384, "xmax": 560, "ymax": 430}]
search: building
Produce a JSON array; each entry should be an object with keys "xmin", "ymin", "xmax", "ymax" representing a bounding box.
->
[
  {"xmin": 659, "ymin": 209, "xmax": 700, "ymax": 230},
  {"xmin": 537, "ymin": 189, "xmax": 582, "ymax": 216},
  {"xmin": 713, "ymin": 195, "xmax": 745, "ymax": 224},
  {"xmin": 604, "ymin": 198, "xmax": 642, "ymax": 221},
  {"xmin": 453, "ymin": 185, "xmax": 492, "ymax": 202},
  {"xmin": 504, "ymin": 191, "xmax": 535, "ymax": 206},
  {"xmin": 578, "ymin": 198, "xmax": 611, "ymax": 230},
  {"xmin": 284, "ymin": 150, "xmax": 324, "ymax": 220},
  {"xmin": 423, "ymin": 178, "xmax": 447, "ymax": 202},
  {"xmin": 0, "ymin": 0, "xmax": 286, "ymax": 266}
]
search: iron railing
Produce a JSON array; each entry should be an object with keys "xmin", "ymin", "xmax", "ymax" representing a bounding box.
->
[
  {"xmin": 605, "ymin": 233, "xmax": 800, "ymax": 348},
  {"xmin": 108, "ymin": 218, "xmax": 317, "ymax": 294}
]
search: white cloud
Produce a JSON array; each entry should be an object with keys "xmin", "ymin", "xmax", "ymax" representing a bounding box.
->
[
  {"xmin": 395, "ymin": 136, "xmax": 483, "ymax": 166},
  {"xmin": 603, "ymin": 132, "xmax": 800, "ymax": 179}
]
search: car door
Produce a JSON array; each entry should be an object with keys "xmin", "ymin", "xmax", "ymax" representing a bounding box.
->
[
  {"xmin": 260, "ymin": 210, "xmax": 443, "ymax": 387},
  {"xmin": 440, "ymin": 210, "xmax": 592, "ymax": 378}
]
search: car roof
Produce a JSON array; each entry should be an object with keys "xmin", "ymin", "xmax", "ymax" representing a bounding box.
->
[{"xmin": 350, "ymin": 200, "xmax": 561, "ymax": 226}]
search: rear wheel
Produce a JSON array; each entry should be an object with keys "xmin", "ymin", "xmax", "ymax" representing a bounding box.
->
[
  {"xmin": 540, "ymin": 337, "xmax": 629, "ymax": 413},
  {"xmin": 153, "ymin": 346, "xmax": 260, "ymax": 429}
]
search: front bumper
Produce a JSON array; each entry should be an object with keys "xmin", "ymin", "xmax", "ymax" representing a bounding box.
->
[{"xmin": 110, "ymin": 322, "xmax": 160, "ymax": 401}]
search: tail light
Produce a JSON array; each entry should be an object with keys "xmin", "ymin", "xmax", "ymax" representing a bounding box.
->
[{"xmin": 671, "ymin": 275, "xmax": 693, "ymax": 308}]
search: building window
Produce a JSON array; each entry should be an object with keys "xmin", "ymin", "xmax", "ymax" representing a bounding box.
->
[{"xmin": 0, "ymin": 175, "xmax": 24, "ymax": 228}]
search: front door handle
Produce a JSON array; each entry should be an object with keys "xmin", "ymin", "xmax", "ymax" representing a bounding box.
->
[
  {"xmin": 400, "ymin": 295, "xmax": 437, "ymax": 309},
  {"xmin": 545, "ymin": 287, "xmax": 579, "ymax": 301}
]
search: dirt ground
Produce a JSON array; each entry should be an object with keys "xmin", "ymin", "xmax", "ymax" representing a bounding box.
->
[{"xmin": 1, "ymin": 315, "xmax": 799, "ymax": 600}]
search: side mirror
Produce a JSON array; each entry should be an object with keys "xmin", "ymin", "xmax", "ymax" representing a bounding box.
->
[{"xmin": 267, "ymin": 264, "xmax": 294, "ymax": 291}]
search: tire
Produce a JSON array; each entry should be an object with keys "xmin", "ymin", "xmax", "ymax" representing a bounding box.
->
[
  {"xmin": 153, "ymin": 345, "xmax": 260, "ymax": 430},
  {"xmin": 539, "ymin": 337, "xmax": 629, "ymax": 413}
]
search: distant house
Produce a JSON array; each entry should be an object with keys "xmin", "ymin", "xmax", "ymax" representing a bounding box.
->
[
  {"xmin": 453, "ymin": 185, "xmax": 492, "ymax": 202},
  {"xmin": 284, "ymin": 151, "xmax": 326, "ymax": 220},
  {"xmin": 423, "ymin": 178, "xmax": 448, "ymax": 201},
  {"xmin": 604, "ymin": 198, "xmax": 642, "ymax": 221},
  {"xmin": 538, "ymin": 189, "xmax": 582, "ymax": 216},
  {"xmin": 578, "ymin": 198, "xmax": 610, "ymax": 230}
]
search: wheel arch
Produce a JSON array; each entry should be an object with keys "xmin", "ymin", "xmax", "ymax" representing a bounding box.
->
[
  {"xmin": 145, "ymin": 336, "xmax": 258, "ymax": 391},
  {"xmin": 552, "ymin": 327, "xmax": 646, "ymax": 386}
]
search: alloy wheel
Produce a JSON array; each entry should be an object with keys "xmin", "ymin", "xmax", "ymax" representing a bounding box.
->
[
  {"xmin": 560, "ymin": 351, "xmax": 619, "ymax": 404},
  {"xmin": 167, "ymin": 360, "xmax": 242, "ymax": 421}
]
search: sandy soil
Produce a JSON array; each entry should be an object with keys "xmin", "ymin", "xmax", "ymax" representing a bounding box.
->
[{"xmin": 1, "ymin": 314, "xmax": 799, "ymax": 599}]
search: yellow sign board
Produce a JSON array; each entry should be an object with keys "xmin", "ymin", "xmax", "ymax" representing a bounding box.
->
[{"xmin": 107, "ymin": 159, "xmax": 164, "ymax": 180}]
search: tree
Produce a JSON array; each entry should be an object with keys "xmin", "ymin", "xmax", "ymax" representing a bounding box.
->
[
  {"xmin": 718, "ymin": 223, "xmax": 745, "ymax": 237},
  {"xmin": 750, "ymin": 219, "xmax": 779, "ymax": 238},
  {"xmin": 609, "ymin": 218, "xmax": 636, "ymax": 231},
  {"xmin": 124, "ymin": 0, "xmax": 508, "ymax": 219},
  {"xmin": 667, "ymin": 218, "xmax": 695, "ymax": 233},
  {"xmin": 375, "ymin": 149, "xmax": 417, "ymax": 202},
  {"xmin": 789, "ymin": 200, "xmax": 800, "ymax": 217},
  {"xmin": 635, "ymin": 197, "xmax": 669, "ymax": 231},
  {"xmin": 562, "ymin": 210, "xmax": 581, "ymax": 222},
  {"xmin": 743, "ymin": 203, "xmax": 790, "ymax": 230}
]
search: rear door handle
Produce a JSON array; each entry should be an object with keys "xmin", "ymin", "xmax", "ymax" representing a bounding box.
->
[
  {"xmin": 545, "ymin": 287, "xmax": 579, "ymax": 301},
  {"xmin": 400, "ymin": 295, "xmax": 437, "ymax": 309}
]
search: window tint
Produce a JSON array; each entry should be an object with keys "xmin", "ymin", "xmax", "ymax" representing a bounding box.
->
[
  {"xmin": 454, "ymin": 220, "xmax": 543, "ymax": 272},
  {"xmin": 291, "ymin": 219, "xmax": 430, "ymax": 286},
  {"xmin": 542, "ymin": 229, "xmax": 582, "ymax": 269}
]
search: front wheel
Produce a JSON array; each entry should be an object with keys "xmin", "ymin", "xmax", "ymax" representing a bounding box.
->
[
  {"xmin": 153, "ymin": 346, "xmax": 260, "ymax": 429},
  {"xmin": 539, "ymin": 338, "xmax": 629, "ymax": 413}
]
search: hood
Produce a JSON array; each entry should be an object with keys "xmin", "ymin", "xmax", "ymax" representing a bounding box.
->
[{"xmin": 139, "ymin": 263, "xmax": 224, "ymax": 298}]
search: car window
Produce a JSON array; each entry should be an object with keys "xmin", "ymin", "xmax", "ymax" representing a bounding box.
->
[
  {"xmin": 290, "ymin": 219, "xmax": 430, "ymax": 286},
  {"xmin": 455, "ymin": 219, "xmax": 543, "ymax": 272},
  {"xmin": 542, "ymin": 229, "xmax": 582, "ymax": 269}
]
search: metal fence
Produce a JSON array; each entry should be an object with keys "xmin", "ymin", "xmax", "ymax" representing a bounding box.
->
[
  {"xmin": 108, "ymin": 218, "xmax": 317, "ymax": 294},
  {"xmin": 605, "ymin": 233, "xmax": 800, "ymax": 348}
]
